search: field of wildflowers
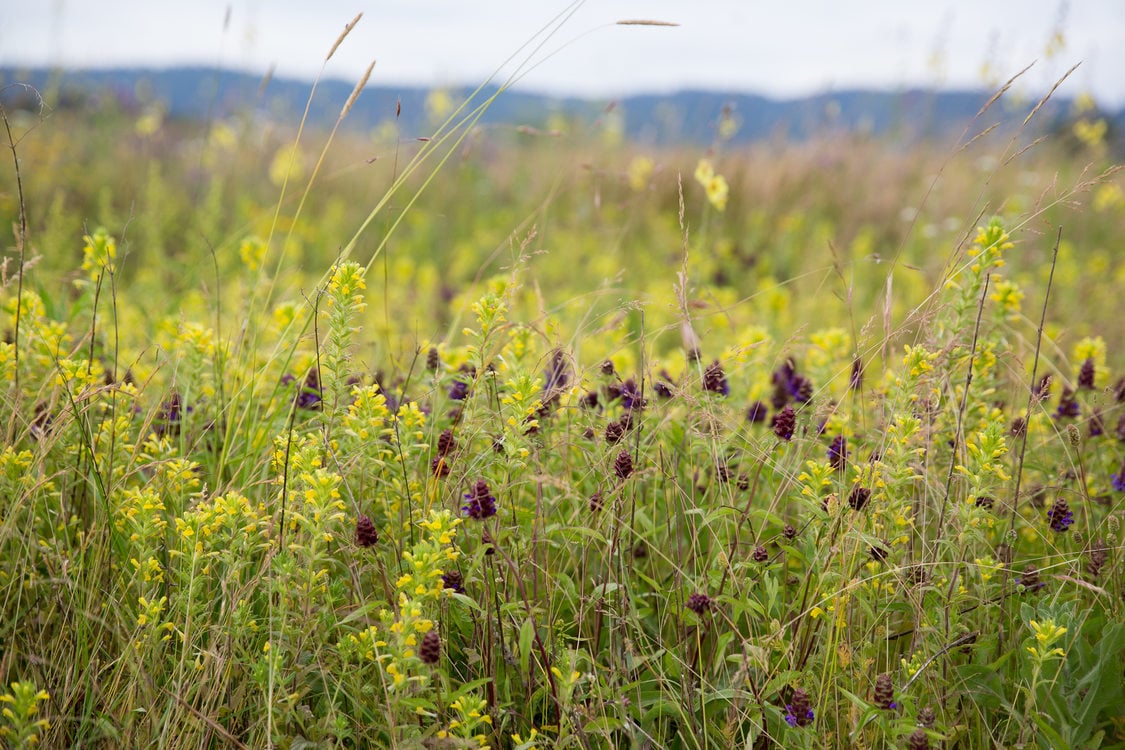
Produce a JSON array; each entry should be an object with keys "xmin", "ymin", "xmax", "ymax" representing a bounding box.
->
[{"xmin": 2, "ymin": 56, "xmax": 1125, "ymax": 749}]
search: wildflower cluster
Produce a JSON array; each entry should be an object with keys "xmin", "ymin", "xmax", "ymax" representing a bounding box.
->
[
  {"xmin": 80, "ymin": 226, "xmax": 117, "ymax": 280},
  {"xmin": 343, "ymin": 510, "xmax": 462, "ymax": 694},
  {"xmin": 322, "ymin": 261, "xmax": 367, "ymax": 413},
  {"xmin": 0, "ymin": 682, "xmax": 51, "ymax": 747},
  {"xmin": 694, "ymin": 158, "xmax": 730, "ymax": 212}
]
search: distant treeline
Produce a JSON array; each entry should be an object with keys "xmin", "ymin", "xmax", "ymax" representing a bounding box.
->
[{"xmin": 2, "ymin": 65, "xmax": 1121, "ymax": 147}]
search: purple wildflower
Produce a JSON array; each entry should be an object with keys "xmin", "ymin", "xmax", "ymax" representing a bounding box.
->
[
  {"xmin": 1089, "ymin": 408, "xmax": 1105, "ymax": 437},
  {"xmin": 772, "ymin": 406, "xmax": 796, "ymax": 441},
  {"xmin": 686, "ymin": 592, "xmax": 712, "ymax": 615},
  {"xmin": 848, "ymin": 486, "xmax": 871, "ymax": 511},
  {"xmin": 746, "ymin": 400, "xmax": 768, "ymax": 423},
  {"xmin": 873, "ymin": 673, "xmax": 897, "ymax": 710},
  {"xmin": 154, "ymin": 391, "xmax": 191, "ymax": 435},
  {"xmin": 355, "ymin": 515, "xmax": 379, "ymax": 547},
  {"xmin": 541, "ymin": 349, "xmax": 570, "ymax": 411},
  {"xmin": 850, "ymin": 358, "xmax": 864, "ymax": 390},
  {"xmin": 295, "ymin": 370, "xmax": 322, "ymax": 410},
  {"xmin": 1018, "ymin": 565, "xmax": 1044, "ymax": 592},
  {"xmin": 1054, "ymin": 386, "xmax": 1080, "ymax": 419},
  {"xmin": 1046, "ymin": 497, "xmax": 1074, "ymax": 532},
  {"xmin": 789, "ymin": 374, "xmax": 814, "ymax": 403},
  {"xmin": 827, "ymin": 435, "xmax": 848, "ymax": 470},
  {"xmin": 419, "ymin": 630, "xmax": 441, "ymax": 665},
  {"xmin": 1111, "ymin": 461, "xmax": 1125, "ymax": 492},
  {"xmin": 784, "ymin": 688, "xmax": 814, "ymax": 728},
  {"xmin": 448, "ymin": 379, "xmax": 470, "ymax": 402},
  {"xmin": 614, "ymin": 449, "xmax": 634, "ymax": 480},
  {"xmin": 1078, "ymin": 358, "xmax": 1096, "ymax": 390},
  {"xmin": 462, "ymin": 480, "xmax": 497, "ymax": 520},
  {"xmin": 441, "ymin": 570, "xmax": 465, "ymax": 593},
  {"xmin": 620, "ymin": 378, "xmax": 645, "ymax": 410},
  {"xmin": 703, "ymin": 360, "xmax": 729, "ymax": 396}
]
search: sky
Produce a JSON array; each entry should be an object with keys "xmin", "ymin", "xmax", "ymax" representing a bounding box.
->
[{"xmin": 3, "ymin": 0, "xmax": 1124, "ymax": 106}]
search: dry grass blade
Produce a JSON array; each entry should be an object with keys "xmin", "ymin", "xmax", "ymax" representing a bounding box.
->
[
  {"xmin": 326, "ymin": 12, "xmax": 363, "ymax": 62},
  {"xmin": 975, "ymin": 62, "xmax": 1034, "ymax": 118},
  {"xmin": 1023, "ymin": 62, "xmax": 1081, "ymax": 126},
  {"xmin": 616, "ymin": 19, "xmax": 679, "ymax": 26},
  {"xmin": 340, "ymin": 59, "xmax": 376, "ymax": 120}
]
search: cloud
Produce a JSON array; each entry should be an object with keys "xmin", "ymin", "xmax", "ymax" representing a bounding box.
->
[{"xmin": 2, "ymin": 0, "xmax": 1122, "ymax": 104}]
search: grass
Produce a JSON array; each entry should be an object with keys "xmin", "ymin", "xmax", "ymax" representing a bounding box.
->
[{"xmin": 1, "ymin": 44, "xmax": 1125, "ymax": 749}]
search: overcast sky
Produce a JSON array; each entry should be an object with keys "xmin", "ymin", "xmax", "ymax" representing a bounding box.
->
[{"xmin": 3, "ymin": 1, "xmax": 1123, "ymax": 105}]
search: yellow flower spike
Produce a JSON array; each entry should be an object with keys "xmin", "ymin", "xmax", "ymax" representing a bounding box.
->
[
  {"xmin": 705, "ymin": 174, "xmax": 730, "ymax": 211},
  {"xmin": 81, "ymin": 227, "xmax": 117, "ymax": 278},
  {"xmin": 627, "ymin": 155, "xmax": 654, "ymax": 191},
  {"xmin": 238, "ymin": 235, "xmax": 267, "ymax": 271},
  {"xmin": 694, "ymin": 159, "xmax": 714, "ymax": 184}
]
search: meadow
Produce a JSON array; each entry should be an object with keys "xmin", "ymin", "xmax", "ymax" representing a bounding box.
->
[{"xmin": 1, "ymin": 57, "xmax": 1125, "ymax": 749}]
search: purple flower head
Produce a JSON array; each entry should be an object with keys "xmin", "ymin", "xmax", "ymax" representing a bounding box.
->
[
  {"xmin": 1046, "ymin": 497, "xmax": 1074, "ymax": 532},
  {"xmin": 620, "ymin": 378, "xmax": 645, "ymax": 411},
  {"xmin": 1054, "ymin": 386, "xmax": 1080, "ymax": 420},
  {"xmin": 746, "ymin": 400, "xmax": 769, "ymax": 423},
  {"xmin": 1078, "ymin": 358, "xmax": 1096, "ymax": 390},
  {"xmin": 541, "ymin": 349, "xmax": 570, "ymax": 410},
  {"xmin": 873, "ymin": 673, "xmax": 897, "ymax": 710},
  {"xmin": 770, "ymin": 360, "xmax": 796, "ymax": 408},
  {"xmin": 848, "ymin": 486, "xmax": 871, "ymax": 511},
  {"xmin": 419, "ymin": 629, "xmax": 441, "ymax": 665},
  {"xmin": 784, "ymin": 688, "xmax": 814, "ymax": 727},
  {"xmin": 295, "ymin": 370, "xmax": 322, "ymax": 410},
  {"xmin": 614, "ymin": 449, "xmax": 635, "ymax": 480},
  {"xmin": 772, "ymin": 406, "xmax": 796, "ymax": 441},
  {"xmin": 1033, "ymin": 374, "xmax": 1052, "ymax": 402},
  {"xmin": 772, "ymin": 358, "xmax": 797, "ymax": 388},
  {"xmin": 30, "ymin": 403, "xmax": 54, "ymax": 441},
  {"xmin": 789, "ymin": 374, "xmax": 814, "ymax": 404},
  {"xmin": 354, "ymin": 515, "xmax": 379, "ymax": 547},
  {"xmin": 703, "ymin": 360, "xmax": 729, "ymax": 396},
  {"xmin": 686, "ymin": 592, "xmax": 712, "ymax": 615},
  {"xmin": 448, "ymin": 379, "xmax": 470, "ymax": 402},
  {"xmin": 1010, "ymin": 417, "xmax": 1027, "ymax": 437},
  {"xmin": 154, "ymin": 392, "xmax": 192, "ymax": 435},
  {"xmin": 1089, "ymin": 409, "xmax": 1105, "ymax": 437},
  {"xmin": 784, "ymin": 707, "xmax": 815, "ymax": 728},
  {"xmin": 1018, "ymin": 565, "xmax": 1044, "ymax": 592},
  {"xmin": 543, "ymin": 349, "xmax": 570, "ymax": 393},
  {"xmin": 462, "ymin": 480, "xmax": 497, "ymax": 520},
  {"xmin": 850, "ymin": 358, "xmax": 864, "ymax": 390},
  {"xmin": 827, "ymin": 435, "xmax": 848, "ymax": 470},
  {"xmin": 426, "ymin": 347, "xmax": 441, "ymax": 372},
  {"xmin": 654, "ymin": 369, "xmax": 677, "ymax": 399},
  {"xmin": 441, "ymin": 570, "xmax": 465, "ymax": 593},
  {"xmin": 1112, "ymin": 463, "xmax": 1125, "ymax": 492}
]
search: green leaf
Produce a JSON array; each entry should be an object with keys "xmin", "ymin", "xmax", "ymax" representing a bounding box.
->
[
  {"xmin": 584, "ymin": 716, "xmax": 626, "ymax": 735},
  {"xmin": 519, "ymin": 617, "xmax": 535, "ymax": 676}
]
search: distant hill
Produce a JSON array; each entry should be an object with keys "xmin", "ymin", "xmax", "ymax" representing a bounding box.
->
[{"xmin": 2, "ymin": 65, "xmax": 1120, "ymax": 147}]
